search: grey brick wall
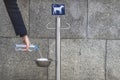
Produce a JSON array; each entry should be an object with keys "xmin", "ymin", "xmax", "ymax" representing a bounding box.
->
[{"xmin": 0, "ymin": 0, "xmax": 120, "ymax": 80}]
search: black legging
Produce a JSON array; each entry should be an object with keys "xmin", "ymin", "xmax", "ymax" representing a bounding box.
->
[{"xmin": 3, "ymin": 0, "xmax": 27, "ymax": 37}]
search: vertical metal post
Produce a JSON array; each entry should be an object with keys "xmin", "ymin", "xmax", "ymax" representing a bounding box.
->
[{"xmin": 56, "ymin": 16, "xmax": 61, "ymax": 80}]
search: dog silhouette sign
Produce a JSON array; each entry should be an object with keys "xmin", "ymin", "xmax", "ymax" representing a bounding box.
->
[{"xmin": 52, "ymin": 4, "xmax": 65, "ymax": 15}]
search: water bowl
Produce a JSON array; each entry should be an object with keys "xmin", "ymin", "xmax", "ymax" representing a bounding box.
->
[{"xmin": 35, "ymin": 58, "xmax": 52, "ymax": 67}]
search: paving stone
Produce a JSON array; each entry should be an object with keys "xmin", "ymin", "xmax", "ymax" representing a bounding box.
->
[
  {"xmin": 48, "ymin": 39, "xmax": 105, "ymax": 80},
  {"xmin": 88, "ymin": 0, "xmax": 120, "ymax": 39},
  {"xmin": 107, "ymin": 40, "xmax": 120, "ymax": 80}
]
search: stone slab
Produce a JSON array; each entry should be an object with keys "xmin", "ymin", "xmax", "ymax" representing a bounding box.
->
[
  {"xmin": 88, "ymin": 0, "xmax": 120, "ymax": 39},
  {"xmin": 30, "ymin": 0, "xmax": 87, "ymax": 38},
  {"xmin": 48, "ymin": 39, "xmax": 105, "ymax": 80},
  {"xmin": 0, "ymin": 38, "xmax": 48, "ymax": 80},
  {"xmin": 107, "ymin": 40, "xmax": 120, "ymax": 80},
  {"xmin": 0, "ymin": 0, "xmax": 29, "ymax": 37}
]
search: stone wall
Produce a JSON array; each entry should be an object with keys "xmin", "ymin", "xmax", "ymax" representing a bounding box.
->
[{"xmin": 0, "ymin": 0, "xmax": 120, "ymax": 80}]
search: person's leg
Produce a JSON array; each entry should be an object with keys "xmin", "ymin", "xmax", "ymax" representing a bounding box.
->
[{"xmin": 3, "ymin": 0, "xmax": 27, "ymax": 37}]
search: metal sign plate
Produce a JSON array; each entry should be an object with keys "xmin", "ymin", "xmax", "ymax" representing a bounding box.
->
[{"xmin": 52, "ymin": 4, "xmax": 65, "ymax": 15}]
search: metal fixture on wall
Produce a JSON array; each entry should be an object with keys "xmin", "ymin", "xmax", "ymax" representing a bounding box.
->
[{"xmin": 46, "ymin": 4, "xmax": 70, "ymax": 80}]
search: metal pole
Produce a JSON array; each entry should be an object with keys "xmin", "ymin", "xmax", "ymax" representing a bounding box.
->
[{"xmin": 56, "ymin": 16, "xmax": 61, "ymax": 80}]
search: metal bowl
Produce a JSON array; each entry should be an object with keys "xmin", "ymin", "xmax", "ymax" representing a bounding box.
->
[{"xmin": 35, "ymin": 58, "xmax": 52, "ymax": 67}]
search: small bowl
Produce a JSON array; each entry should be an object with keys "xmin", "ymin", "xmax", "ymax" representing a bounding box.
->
[{"xmin": 35, "ymin": 58, "xmax": 52, "ymax": 67}]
